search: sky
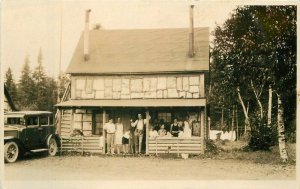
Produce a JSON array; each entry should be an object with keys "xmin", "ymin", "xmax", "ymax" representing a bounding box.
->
[{"xmin": 1, "ymin": 0, "xmax": 239, "ymax": 81}]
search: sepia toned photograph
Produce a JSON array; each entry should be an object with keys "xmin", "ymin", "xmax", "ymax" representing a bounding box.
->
[{"xmin": 1, "ymin": 0, "xmax": 298, "ymax": 189}]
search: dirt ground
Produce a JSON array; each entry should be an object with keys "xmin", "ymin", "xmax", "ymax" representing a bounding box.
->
[{"xmin": 5, "ymin": 152, "xmax": 295, "ymax": 181}]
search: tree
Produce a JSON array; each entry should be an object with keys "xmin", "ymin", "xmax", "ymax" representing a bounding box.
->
[
  {"xmin": 18, "ymin": 56, "xmax": 36, "ymax": 109},
  {"xmin": 32, "ymin": 48, "xmax": 48, "ymax": 110},
  {"xmin": 211, "ymin": 6, "xmax": 296, "ymax": 161},
  {"xmin": 44, "ymin": 76, "xmax": 58, "ymax": 112},
  {"xmin": 5, "ymin": 67, "xmax": 18, "ymax": 106}
]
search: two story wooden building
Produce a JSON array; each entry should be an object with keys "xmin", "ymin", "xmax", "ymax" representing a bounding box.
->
[{"xmin": 56, "ymin": 6, "xmax": 209, "ymax": 155}]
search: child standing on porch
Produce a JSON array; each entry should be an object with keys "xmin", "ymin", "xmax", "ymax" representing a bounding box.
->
[
  {"xmin": 122, "ymin": 129, "xmax": 131, "ymax": 154},
  {"xmin": 115, "ymin": 117, "xmax": 123, "ymax": 154}
]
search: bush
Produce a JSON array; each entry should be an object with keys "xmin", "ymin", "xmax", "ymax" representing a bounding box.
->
[
  {"xmin": 205, "ymin": 139, "xmax": 220, "ymax": 154},
  {"xmin": 248, "ymin": 126, "xmax": 274, "ymax": 151},
  {"xmin": 286, "ymin": 119, "xmax": 296, "ymax": 143}
]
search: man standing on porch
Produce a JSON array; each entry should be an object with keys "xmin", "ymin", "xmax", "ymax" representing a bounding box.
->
[
  {"xmin": 104, "ymin": 118, "xmax": 116, "ymax": 155},
  {"xmin": 130, "ymin": 114, "xmax": 146, "ymax": 154}
]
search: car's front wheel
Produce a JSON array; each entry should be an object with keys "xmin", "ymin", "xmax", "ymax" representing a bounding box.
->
[
  {"xmin": 4, "ymin": 141, "xmax": 19, "ymax": 163},
  {"xmin": 48, "ymin": 138, "xmax": 58, "ymax": 156}
]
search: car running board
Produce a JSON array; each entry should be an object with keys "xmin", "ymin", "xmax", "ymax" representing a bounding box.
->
[{"xmin": 30, "ymin": 149, "xmax": 48, "ymax": 153}]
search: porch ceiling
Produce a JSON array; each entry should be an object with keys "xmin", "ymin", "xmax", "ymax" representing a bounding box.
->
[{"xmin": 55, "ymin": 99, "xmax": 206, "ymax": 107}]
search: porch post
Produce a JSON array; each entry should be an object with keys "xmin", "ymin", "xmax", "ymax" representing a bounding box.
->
[
  {"xmin": 200, "ymin": 107, "xmax": 205, "ymax": 154},
  {"xmin": 58, "ymin": 109, "xmax": 61, "ymax": 135},
  {"xmin": 145, "ymin": 109, "xmax": 150, "ymax": 155},
  {"xmin": 102, "ymin": 109, "xmax": 106, "ymax": 155},
  {"xmin": 71, "ymin": 108, "xmax": 74, "ymax": 132}
]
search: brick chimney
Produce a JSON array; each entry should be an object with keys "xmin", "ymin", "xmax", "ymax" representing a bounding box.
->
[
  {"xmin": 189, "ymin": 5, "xmax": 195, "ymax": 58},
  {"xmin": 84, "ymin": 9, "xmax": 91, "ymax": 61}
]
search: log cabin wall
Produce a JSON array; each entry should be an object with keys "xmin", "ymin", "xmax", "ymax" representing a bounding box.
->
[{"xmin": 70, "ymin": 74, "xmax": 205, "ymax": 100}]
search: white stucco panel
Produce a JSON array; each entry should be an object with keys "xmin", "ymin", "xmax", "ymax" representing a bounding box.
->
[
  {"xmin": 177, "ymin": 77, "xmax": 183, "ymax": 91},
  {"xmin": 95, "ymin": 90, "xmax": 105, "ymax": 99},
  {"xmin": 113, "ymin": 78, "xmax": 122, "ymax": 92},
  {"xmin": 93, "ymin": 78, "xmax": 104, "ymax": 91},
  {"xmin": 189, "ymin": 85, "xmax": 200, "ymax": 93},
  {"xmin": 189, "ymin": 76, "xmax": 199, "ymax": 86},
  {"xmin": 121, "ymin": 79, "xmax": 130, "ymax": 94},
  {"xmin": 131, "ymin": 79, "xmax": 143, "ymax": 92},
  {"xmin": 182, "ymin": 77, "xmax": 189, "ymax": 91},
  {"xmin": 157, "ymin": 77, "xmax": 167, "ymax": 90},
  {"xmin": 167, "ymin": 77, "xmax": 177, "ymax": 89},
  {"xmin": 76, "ymin": 79, "xmax": 85, "ymax": 90}
]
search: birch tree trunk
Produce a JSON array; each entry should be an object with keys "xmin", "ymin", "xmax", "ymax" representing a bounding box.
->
[
  {"xmin": 231, "ymin": 106, "xmax": 235, "ymax": 140},
  {"xmin": 237, "ymin": 86, "xmax": 250, "ymax": 136},
  {"xmin": 236, "ymin": 106, "xmax": 239, "ymax": 140},
  {"xmin": 250, "ymin": 80, "xmax": 263, "ymax": 121},
  {"xmin": 277, "ymin": 93, "xmax": 288, "ymax": 162},
  {"xmin": 267, "ymin": 86, "xmax": 272, "ymax": 127},
  {"xmin": 231, "ymin": 106, "xmax": 234, "ymax": 131},
  {"xmin": 221, "ymin": 106, "xmax": 224, "ymax": 129}
]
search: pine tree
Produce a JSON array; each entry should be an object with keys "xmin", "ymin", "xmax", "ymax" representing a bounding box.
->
[
  {"xmin": 5, "ymin": 67, "xmax": 18, "ymax": 106},
  {"xmin": 18, "ymin": 56, "xmax": 36, "ymax": 109},
  {"xmin": 32, "ymin": 48, "xmax": 48, "ymax": 110},
  {"xmin": 45, "ymin": 76, "xmax": 58, "ymax": 112}
]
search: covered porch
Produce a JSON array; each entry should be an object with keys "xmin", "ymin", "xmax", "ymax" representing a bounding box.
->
[{"xmin": 56, "ymin": 98, "xmax": 207, "ymax": 155}]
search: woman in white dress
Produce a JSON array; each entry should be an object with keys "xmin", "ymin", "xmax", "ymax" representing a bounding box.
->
[
  {"xmin": 181, "ymin": 116, "xmax": 191, "ymax": 159},
  {"xmin": 115, "ymin": 117, "xmax": 124, "ymax": 154}
]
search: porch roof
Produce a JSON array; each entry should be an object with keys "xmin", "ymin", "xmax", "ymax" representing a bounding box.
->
[{"xmin": 55, "ymin": 99, "xmax": 206, "ymax": 107}]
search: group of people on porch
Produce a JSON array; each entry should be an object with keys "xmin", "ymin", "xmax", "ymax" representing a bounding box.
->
[
  {"xmin": 149, "ymin": 117, "xmax": 192, "ymax": 138},
  {"xmin": 103, "ymin": 113, "xmax": 194, "ymax": 155}
]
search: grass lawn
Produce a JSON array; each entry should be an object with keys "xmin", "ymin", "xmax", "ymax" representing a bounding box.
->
[{"xmin": 205, "ymin": 140, "xmax": 296, "ymax": 165}]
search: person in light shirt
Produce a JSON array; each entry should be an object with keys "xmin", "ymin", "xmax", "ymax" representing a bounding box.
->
[
  {"xmin": 114, "ymin": 117, "xmax": 124, "ymax": 154},
  {"xmin": 158, "ymin": 124, "xmax": 167, "ymax": 137},
  {"xmin": 130, "ymin": 114, "xmax": 147, "ymax": 154},
  {"xmin": 104, "ymin": 118, "xmax": 116, "ymax": 155},
  {"xmin": 149, "ymin": 126, "xmax": 158, "ymax": 139}
]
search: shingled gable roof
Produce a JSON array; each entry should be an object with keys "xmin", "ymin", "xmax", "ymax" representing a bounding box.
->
[
  {"xmin": 4, "ymin": 85, "xmax": 17, "ymax": 111},
  {"xmin": 66, "ymin": 27, "xmax": 209, "ymax": 74}
]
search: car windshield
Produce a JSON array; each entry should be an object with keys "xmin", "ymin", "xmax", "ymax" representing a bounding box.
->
[{"xmin": 5, "ymin": 117, "xmax": 25, "ymax": 125}]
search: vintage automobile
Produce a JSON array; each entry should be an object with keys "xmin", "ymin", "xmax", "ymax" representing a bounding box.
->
[{"xmin": 4, "ymin": 111, "xmax": 60, "ymax": 163}]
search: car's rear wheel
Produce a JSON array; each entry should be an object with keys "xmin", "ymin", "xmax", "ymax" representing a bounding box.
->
[
  {"xmin": 48, "ymin": 138, "xmax": 58, "ymax": 156},
  {"xmin": 4, "ymin": 141, "xmax": 19, "ymax": 163}
]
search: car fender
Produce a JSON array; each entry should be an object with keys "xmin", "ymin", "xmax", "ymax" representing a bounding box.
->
[
  {"xmin": 46, "ymin": 134, "xmax": 61, "ymax": 147},
  {"xmin": 4, "ymin": 136, "xmax": 15, "ymax": 140},
  {"xmin": 4, "ymin": 137, "xmax": 22, "ymax": 145},
  {"xmin": 4, "ymin": 137, "xmax": 25, "ymax": 152}
]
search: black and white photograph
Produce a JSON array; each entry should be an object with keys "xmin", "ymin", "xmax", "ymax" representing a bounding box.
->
[{"xmin": 0, "ymin": 0, "xmax": 298, "ymax": 189}]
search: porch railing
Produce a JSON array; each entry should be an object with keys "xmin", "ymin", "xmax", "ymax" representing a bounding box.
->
[{"xmin": 148, "ymin": 137, "xmax": 202, "ymax": 156}]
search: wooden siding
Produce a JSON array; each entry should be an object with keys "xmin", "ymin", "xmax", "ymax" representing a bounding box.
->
[{"xmin": 60, "ymin": 135, "xmax": 103, "ymax": 154}]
